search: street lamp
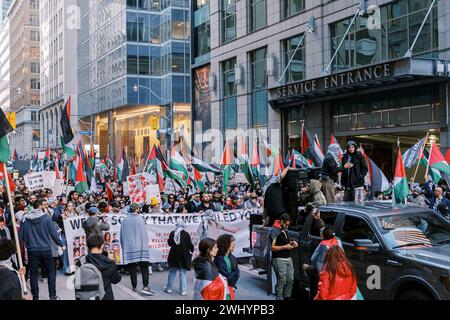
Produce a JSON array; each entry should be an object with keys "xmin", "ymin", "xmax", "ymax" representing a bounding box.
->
[{"xmin": 133, "ymin": 83, "xmax": 174, "ymax": 158}]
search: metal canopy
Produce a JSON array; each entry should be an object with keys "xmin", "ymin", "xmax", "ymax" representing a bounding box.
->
[{"xmin": 269, "ymin": 58, "xmax": 449, "ymax": 110}]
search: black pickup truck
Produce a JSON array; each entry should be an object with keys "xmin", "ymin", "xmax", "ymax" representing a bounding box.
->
[{"xmin": 251, "ymin": 202, "xmax": 450, "ymax": 300}]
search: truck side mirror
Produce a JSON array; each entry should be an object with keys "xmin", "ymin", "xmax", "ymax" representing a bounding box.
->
[{"xmin": 354, "ymin": 239, "xmax": 381, "ymax": 253}]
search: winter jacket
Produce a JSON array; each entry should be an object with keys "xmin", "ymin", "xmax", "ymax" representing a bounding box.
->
[
  {"xmin": 341, "ymin": 149, "xmax": 368, "ymax": 189},
  {"xmin": 83, "ymin": 253, "xmax": 121, "ymax": 300},
  {"xmin": 423, "ymin": 181, "xmax": 450, "ymax": 214},
  {"xmin": 120, "ymin": 212, "xmax": 150, "ymax": 264},
  {"xmin": 310, "ymin": 237, "xmax": 342, "ymax": 273},
  {"xmin": 214, "ymin": 254, "xmax": 240, "ymax": 288},
  {"xmin": 52, "ymin": 205, "xmax": 65, "ymax": 235},
  {"xmin": 83, "ymin": 216, "xmax": 110, "ymax": 237},
  {"xmin": 299, "ymin": 180, "xmax": 327, "ymax": 207},
  {"xmin": 193, "ymin": 256, "xmax": 231, "ymax": 300},
  {"xmin": 19, "ymin": 209, "xmax": 64, "ymax": 252},
  {"xmin": 320, "ymin": 154, "xmax": 343, "ymax": 183},
  {"xmin": 167, "ymin": 230, "xmax": 194, "ymax": 270},
  {"xmin": 315, "ymin": 262, "xmax": 357, "ymax": 300},
  {"xmin": 0, "ymin": 266, "xmax": 22, "ymax": 300}
]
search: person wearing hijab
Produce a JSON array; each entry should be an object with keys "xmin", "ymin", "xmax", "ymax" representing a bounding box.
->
[
  {"xmin": 165, "ymin": 220, "xmax": 194, "ymax": 296},
  {"xmin": 319, "ymin": 144, "xmax": 344, "ymax": 203},
  {"xmin": 341, "ymin": 141, "xmax": 368, "ymax": 202}
]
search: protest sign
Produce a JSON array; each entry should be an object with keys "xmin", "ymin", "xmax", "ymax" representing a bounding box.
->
[
  {"xmin": 146, "ymin": 184, "xmax": 161, "ymax": 204},
  {"xmin": 24, "ymin": 172, "xmax": 45, "ymax": 191},
  {"xmin": 42, "ymin": 171, "xmax": 56, "ymax": 189},
  {"xmin": 127, "ymin": 173, "xmax": 150, "ymax": 204},
  {"xmin": 52, "ymin": 179, "xmax": 65, "ymax": 196},
  {"xmin": 64, "ymin": 208, "xmax": 261, "ymax": 268},
  {"xmin": 164, "ymin": 179, "xmax": 182, "ymax": 195},
  {"xmin": 232, "ymin": 173, "xmax": 248, "ymax": 184}
]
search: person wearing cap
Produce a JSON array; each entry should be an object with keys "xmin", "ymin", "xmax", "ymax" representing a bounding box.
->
[
  {"xmin": 341, "ymin": 141, "xmax": 368, "ymax": 203},
  {"xmin": 120, "ymin": 203, "xmax": 156, "ymax": 296},
  {"xmin": 82, "ymin": 206, "xmax": 110, "ymax": 238},
  {"xmin": 147, "ymin": 197, "xmax": 163, "ymax": 214},
  {"xmin": 407, "ymin": 184, "xmax": 427, "ymax": 207},
  {"xmin": 270, "ymin": 213, "xmax": 297, "ymax": 300}
]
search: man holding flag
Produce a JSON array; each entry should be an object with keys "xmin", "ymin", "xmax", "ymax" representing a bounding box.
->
[{"xmin": 319, "ymin": 144, "xmax": 344, "ymax": 203}]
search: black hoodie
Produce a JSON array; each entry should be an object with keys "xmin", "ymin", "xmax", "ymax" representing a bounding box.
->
[
  {"xmin": 84, "ymin": 253, "xmax": 122, "ymax": 300},
  {"xmin": 341, "ymin": 141, "xmax": 368, "ymax": 189}
]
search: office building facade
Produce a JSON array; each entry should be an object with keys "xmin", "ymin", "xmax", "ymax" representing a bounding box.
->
[
  {"xmin": 77, "ymin": 0, "xmax": 191, "ymax": 163},
  {"xmin": 192, "ymin": 0, "xmax": 450, "ymax": 176}
]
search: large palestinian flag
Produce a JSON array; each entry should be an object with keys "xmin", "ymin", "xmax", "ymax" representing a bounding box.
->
[
  {"xmin": 393, "ymin": 148, "xmax": 409, "ymax": 204},
  {"xmin": 193, "ymin": 270, "xmax": 233, "ymax": 300},
  {"xmin": 0, "ymin": 108, "xmax": 13, "ymax": 163},
  {"xmin": 60, "ymin": 96, "xmax": 75, "ymax": 145},
  {"xmin": 429, "ymin": 142, "xmax": 450, "ymax": 175}
]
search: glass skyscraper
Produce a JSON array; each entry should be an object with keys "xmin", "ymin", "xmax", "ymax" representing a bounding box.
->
[{"xmin": 77, "ymin": 0, "xmax": 191, "ymax": 162}]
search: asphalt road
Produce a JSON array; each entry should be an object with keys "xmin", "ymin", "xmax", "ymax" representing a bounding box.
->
[{"xmin": 35, "ymin": 261, "xmax": 275, "ymax": 300}]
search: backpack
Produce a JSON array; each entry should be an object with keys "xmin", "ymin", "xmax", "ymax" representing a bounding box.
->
[{"xmin": 74, "ymin": 256, "xmax": 105, "ymax": 300}]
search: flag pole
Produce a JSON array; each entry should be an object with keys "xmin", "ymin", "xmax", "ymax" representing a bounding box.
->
[
  {"xmin": 2, "ymin": 163, "xmax": 29, "ymax": 296},
  {"xmin": 425, "ymin": 140, "xmax": 432, "ymax": 180},
  {"xmin": 411, "ymin": 132, "xmax": 429, "ymax": 183}
]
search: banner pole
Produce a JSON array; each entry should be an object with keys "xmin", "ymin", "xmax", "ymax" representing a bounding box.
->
[
  {"xmin": 411, "ymin": 132, "xmax": 429, "ymax": 183},
  {"xmin": 2, "ymin": 162, "xmax": 29, "ymax": 296}
]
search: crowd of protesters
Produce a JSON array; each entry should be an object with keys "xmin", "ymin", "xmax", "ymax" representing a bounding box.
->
[{"xmin": 2, "ymin": 140, "xmax": 450, "ymax": 301}]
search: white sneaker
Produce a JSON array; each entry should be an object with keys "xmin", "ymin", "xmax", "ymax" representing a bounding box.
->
[
  {"xmin": 141, "ymin": 287, "xmax": 155, "ymax": 296},
  {"xmin": 181, "ymin": 292, "xmax": 187, "ymax": 296},
  {"xmin": 149, "ymin": 265, "xmax": 153, "ymax": 275},
  {"xmin": 164, "ymin": 287, "xmax": 172, "ymax": 294}
]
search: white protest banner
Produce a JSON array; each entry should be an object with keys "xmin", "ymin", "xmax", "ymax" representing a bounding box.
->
[
  {"xmin": 127, "ymin": 173, "xmax": 150, "ymax": 204},
  {"xmin": 52, "ymin": 179, "xmax": 65, "ymax": 196},
  {"xmin": 146, "ymin": 184, "xmax": 161, "ymax": 204},
  {"xmin": 64, "ymin": 208, "xmax": 260, "ymax": 267},
  {"xmin": 42, "ymin": 171, "xmax": 56, "ymax": 189},
  {"xmin": 24, "ymin": 172, "xmax": 45, "ymax": 191}
]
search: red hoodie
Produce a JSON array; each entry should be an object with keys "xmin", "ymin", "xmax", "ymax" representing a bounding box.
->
[{"xmin": 315, "ymin": 261, "xmax": 357, "ymax": 300}]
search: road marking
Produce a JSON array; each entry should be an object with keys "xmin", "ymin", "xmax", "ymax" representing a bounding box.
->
[{"xmin": 115, "ymin": 283, "xmax": 146, "ymax": 300}]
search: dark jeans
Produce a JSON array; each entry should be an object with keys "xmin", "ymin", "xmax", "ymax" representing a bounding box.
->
[
  {"xmin": 28, "ymin": 250, "xmax": 56, "ymax": 300},
  {"xmin": 128, "ymin": 262, "xmax": 150, "ymax": 289}
]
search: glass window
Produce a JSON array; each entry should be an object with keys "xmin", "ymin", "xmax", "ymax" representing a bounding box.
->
[
  {"xmin": 138, "ymin": 14, "xmax": 150, "ymax": 42},
  {"xmin": 172, "ymin": 9, "xmax": 189, "ymax": 40},
  {"xmin": 172, "ymin": 42, "xmax": 186, "ymax": 73},
  {"xmin": 127, "ymin": 45, "xmax": 138, "ymax": 74},
  {"xmin": 341, "ymin": 216, "xmax": 378, "ymax": 244},
  {"xmin": 222, "ymin": 0, "xmax": 236, "ymax": 43},
  {"xmin": 283, "ymin": 34, "xmax": 305, "ymax": 83},
  {"xmin": 128, "ymin": 78, "xmax": 139, "ymax": 104},
  {"xmin": 150, "ymin": 14, "xmax": 160, "ymax": 43},
  {"xmin": 222, "ymin": 58, "xmax": 237, "ymax": 129},
  {"xmin": 249, "ymin": 0, "xmax": 266, "ymax": 32},
  {"xmin": 151, "ymin": 46, "xmax": 161, "ymax": 75},
  {"xmin": 138, "ymin": 0, "xmax": 151, "ymax": 10},
  {"xmin": 194, "ymin": 21, "xmax": 210, "ymax": 58},
  {"xmin": 250, "ymin": 47, "xmax": 267, "ymax": 126},
  {"xmin": 283, "ymin": 0, "xmax": 304, "ymax": 19},
  {"xmin": 127, "ymin": 12, "xmax": 138, "ymax": 42},
  {"xmin": 173, "ymin": 76, "xmax": 186, "ymax": 102},
  {"xmin": 330, "ymin": 0, "xmax": 438, "ymax": 72},
  {"xmin": 138, "ymin": 46, "xmax": 150, "ymax": 75},
  {"xmin": 127, "ymin": 0, "xmax": 137, "ymax": 8}
]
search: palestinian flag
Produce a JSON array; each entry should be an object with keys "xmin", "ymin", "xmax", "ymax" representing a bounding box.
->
[
  {"xmin": 70, "ymin": 154, "xmax": 79, "ymax": 183},
  {"xmin": 445, "ymin": 149, "xmax": 450, "ymax": 164},
  {"xmin": 75, "ymin": 155, "xmax": 89, "ymax": 194},
  {"xmin": 288, "ymin": 149, "xmax": 311, "ymax": 168},
  {"xmin": 420, "ymin": 150, "xmax": 443, "ymax": 184},
  {"xmin": 190, "ymin": 156, "xmax": 221, "ymax": 174},
  {"xmin": 360, "ymin": 145, "xmax": 389, "ymax": 195},
  {"xmin": 60, "ymin": 96, "xmax": 75, "ymax": 145},
  {"xmin": 263, "ymin": 140, "xmax": 272, "ymax": 157},
  {"xmin": 402, "ymin": 137, "xmax": 426, "ymax": 169},
  {"xmin": 77, "ymin": 142, "xmax": 93, "ymax": 187},
  {"xmin": 193, "ymin": 272, "xmax": 233, "ymax": 300},
  {"xmin": 55, "ymin": 160, "xmax": 61, "ymax": 179},
  {"xmin": 61, "ymin": 137, "xmax": 76, "ymax": 158},
  {"xmin": 117, "ymin": 149, "xmax": 129, "ymax": 183},
  {"xmin": 89, "ymin": 145, "xmax": 95, "ymax": 168},
  {"xmin": 44, "ymin": 147, "xmax": 51, "ymax": 162},
  {"xmin": 272, "ymin": 147, "xmax": 285, "ymax": 176},
  {"xmin": 106, "ymin": 183, "xmax": 114, "ymax": 201},
  {"xmin": 393, "ymin": 148, "xmax": 409, "ymax": 204},
  {"xmin": 155, "ymin": 146, "xmax": 186, "ymax": 188},
  {"xmin": 0, "ymin": 109, "xmax": 13, "ymax": 164},
  {"xmin": 0, "ymin": 162, "xmax": 16, "ymax": 192},
  {"xmin": 31, "ymin": 151, "xmax": 39, "ymax": 171},
  {"xmin": 170, "ymin": 147, "xmax": 188, "ymax": 183},
  {"xmin": 238, "ymin": 137, "xmax": 255, "ymax": 188},
  {"xmin": 302, "ymin": 127, "xmax": 324, "ymax": 167},
  {"xmin": 222, "ymin": 142, "xmax": 233, "ymax": 194},
  {"xmin": 429, "ymin": 142, "xmax": 450, "ymax": 175}
]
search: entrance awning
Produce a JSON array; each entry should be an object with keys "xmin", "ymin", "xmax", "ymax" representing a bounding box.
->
[{"xmin": 269, "ymin": 58, "xmax": 450, "ymax": 110}]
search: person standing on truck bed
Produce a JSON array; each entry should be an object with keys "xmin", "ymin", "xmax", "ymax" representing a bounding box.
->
[
  {"xmin": 319, "ymin": 144, "xmax": 344, "ymax": 203},
  {"xmin": 270, "ymin": 213, "xmax": 298, "ymax": 300},
  {"xmin": 263, "ymin": 168, "xmax": 290, "ymax": 227},
  {"xmin": 341, "ymin": 141, "xmax": 368, "ymax": 203}
]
